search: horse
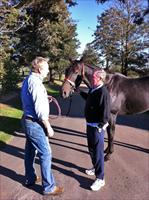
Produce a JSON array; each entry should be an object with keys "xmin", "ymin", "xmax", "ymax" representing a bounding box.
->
[{"xmin": 61, "ymin": 59, "xmax": 149, "ymax": 161}]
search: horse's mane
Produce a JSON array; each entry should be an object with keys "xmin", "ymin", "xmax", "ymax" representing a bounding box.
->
[
  {"xmin": 113, "ymin": 72, "xmax": 127, "ymax": 78},
  {"xmin": 81, "ymin": 61, "xmax": 149, "ymax": 82},
  {"xmin": 105, "ymin": 73, "xmax": 128, "ymax": 93},
  {"xmin": 85, "ymin": 63, "xmax": 99, "ymax": 70}
]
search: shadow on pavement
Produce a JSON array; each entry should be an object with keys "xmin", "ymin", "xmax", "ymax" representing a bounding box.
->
[
  {"xmin": 52, "ymin": 126, "xmax": 149, "ymax": 154},
  {"xmin": 50, "ymin": 93, "xmax": 149, "ymax": 131},
  {"xmin": 0, "ymin": 116, "xmax": 23, "ymax": 136},
  {"xmin": 52, "ymin": 164, "xmax": 92, "ymax": 190},
  {"xmin": 0, "ymin": 165, "xmax": 24, "ymax": 184},
  {"xmin": 117, "ymin": 113, "xmax": 149, "ymax": 130},
  {"xmin": 52, "ymin": 126, "xmax": 86, "ymax": 138},
  {"xmin": 104, "ymin": 138, "xmax": 149, "ymax": 154}
]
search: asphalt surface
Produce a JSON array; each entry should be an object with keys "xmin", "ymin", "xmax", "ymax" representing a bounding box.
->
[{"xmin": 0, "ymin": 91, "xmax": 149, "ymax": 200}]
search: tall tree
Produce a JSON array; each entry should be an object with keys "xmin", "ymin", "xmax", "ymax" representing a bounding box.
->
[
  {"xmin": 96, "ymin": 0, "xmax": 149, "ymax": 25},
  {"xmin": 82, "ymin": 44, "xmax": 101, "ymax": 66},
  {"xmin": 0, "ymin": 0, "xmax": 25, "ymax": 92},
  {"xmin": 15, "ymin": 0, "xmax": 79, "ymax": 81},
  {"xmin": 0, "ymin": 0, "xmax": 79, "ymax": 92},
  {"xmin": 92, "ymin": 0, "xmax": 149, "ymax": 75}
]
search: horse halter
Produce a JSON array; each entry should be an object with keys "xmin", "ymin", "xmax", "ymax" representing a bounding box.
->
[
  {"xmin": 64, "ymin": 63, "xmax": 85, "ymax": 89},
  {"xmin": 64, "ymin": 78, "xmax": 76, "ymax": 88}
]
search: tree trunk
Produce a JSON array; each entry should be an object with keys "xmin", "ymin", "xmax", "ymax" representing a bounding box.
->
[{"xmin": 48, "ymin": 69, "xmax": 54, "ymax": 82}]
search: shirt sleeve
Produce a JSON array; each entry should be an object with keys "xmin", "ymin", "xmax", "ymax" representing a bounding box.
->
[{"xmin": 30, "ymin": 81, "xmax": 49, "ymax": 121}]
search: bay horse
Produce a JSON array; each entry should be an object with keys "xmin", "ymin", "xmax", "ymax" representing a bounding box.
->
[{"xmin": 61, "ymin": 59, "xmax": 149, "ymax": 161}]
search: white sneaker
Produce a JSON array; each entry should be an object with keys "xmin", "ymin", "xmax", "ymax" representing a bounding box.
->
[
  {"xmin": 90, "ymin": 179, "xmax": 105, "ymax": 191},
  {"xmin": 85, "ymin": 168, "xmax": 95, "ymax": 176}
]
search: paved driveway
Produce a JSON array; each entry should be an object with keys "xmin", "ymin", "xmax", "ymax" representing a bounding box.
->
[{"xmin": 1, "ymin": 92, "xmax": 149, "ymax": 200}]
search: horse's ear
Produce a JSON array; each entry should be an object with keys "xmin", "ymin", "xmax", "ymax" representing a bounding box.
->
[
  {"xmin": 80, "ymin": 56, "xmax": 84, "ymax": 63},
  {"xmin": 105, "ymin": 67, "xmax": 112, "ymax": 74},
  {"xmin": 69, "ymin": 58, "xmax": 74, "ymax": 63}
]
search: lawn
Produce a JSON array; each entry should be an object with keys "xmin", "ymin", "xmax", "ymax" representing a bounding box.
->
[
  {"xmin": 0, "ymin": 82, "xmax": 61, "ymax": 148},
  {"xmin": 0, "ymin": 96, "xmax": 23, "ymax": 147}
]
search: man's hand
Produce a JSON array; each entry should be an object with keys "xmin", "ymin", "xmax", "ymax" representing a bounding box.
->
[
  {"xmin": 47, "ymin": 124, "xmax": 54, "ymax": 137},
  {"xmin": 42, "ymin": 119, "xmax": 54, "ymax": 138}
]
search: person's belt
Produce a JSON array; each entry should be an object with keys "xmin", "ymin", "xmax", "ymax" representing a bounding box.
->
[
  {"xmin": 25, "ymin": 116, "xmax": 39, "ymax": 122},
  {"xmin": 24, "ymin": 116, "xmax": 48, "ymax": 135}
]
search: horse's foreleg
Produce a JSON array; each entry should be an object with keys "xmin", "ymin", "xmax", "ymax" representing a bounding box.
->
[{"xmin": 104, "ymin": 114, "xmax": 117, "ymax": 161}]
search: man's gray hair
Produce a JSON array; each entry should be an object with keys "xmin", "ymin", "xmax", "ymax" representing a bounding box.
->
[{"xmin": 31, "ymin": 57, "xmax": 49, "ymax": 72}]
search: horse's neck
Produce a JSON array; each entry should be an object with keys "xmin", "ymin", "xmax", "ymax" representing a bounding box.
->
[
  {"xmin": 105, "ymin": 74, "xmax": 113, "ymax": 85},
  {"xmin": 83, "ymin": 64, "xmax": 116, "ymax": 89},
  {"xmin": 83, "ymin": 65, "xmax": 93, "ymax": 88}
]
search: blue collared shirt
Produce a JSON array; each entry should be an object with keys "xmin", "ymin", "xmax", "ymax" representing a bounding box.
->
[
  {"xmin": 90, "ymin": 83, "xmax": 103, "ymax": 93},
  {"xmin": 21, "ymin": 72, "xmax": 49, "ymax": 121}
]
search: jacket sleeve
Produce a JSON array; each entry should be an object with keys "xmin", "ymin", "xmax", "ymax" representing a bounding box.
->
[
  {"xmin": 80, "ymin": 91, "xmax": 88, "ymax": 100},
  {"xmin": 98, "ymin": 90, "xmax": 111, "ymax": 128}
]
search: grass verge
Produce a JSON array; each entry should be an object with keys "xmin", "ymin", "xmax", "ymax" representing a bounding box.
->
[
  {"xmin": 0, "ymin": 82, "xmax": 61, "ymax": 148},
  {"xmin": 0, "ymin": 97, "xmax": 23, "ymax": 148},
  {"xmin": 44, "ymin": 81, "xmax": 62, "ymax": 96}
]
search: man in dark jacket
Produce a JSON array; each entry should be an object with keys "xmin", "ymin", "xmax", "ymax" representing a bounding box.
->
[{"xmin": 80, "ymin": 69, "xmax": 111, "ymax": 191}]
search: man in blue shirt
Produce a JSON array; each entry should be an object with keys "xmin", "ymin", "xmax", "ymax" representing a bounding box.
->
[{"xmin": 21, "ymin": 57, "xmax": 64, "ymax": 196}]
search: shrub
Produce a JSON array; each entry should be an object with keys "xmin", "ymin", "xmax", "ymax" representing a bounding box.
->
[{"xmin": 1, "ymin": 57, "xmax": 20, "ymax": 93}]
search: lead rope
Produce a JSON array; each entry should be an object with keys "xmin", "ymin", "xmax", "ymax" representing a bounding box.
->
[
  {"xmin": 48, "ymin": 95, "xmax": 61, "ymax": 119},
  {"xmin": 65, "ymin": 95, "xmax": 73, "ymax": 116}
]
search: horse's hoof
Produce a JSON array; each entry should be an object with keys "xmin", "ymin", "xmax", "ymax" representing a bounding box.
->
[{"xmin": 104, "ymin": 154, "xmax": 111, "ymax": 161}]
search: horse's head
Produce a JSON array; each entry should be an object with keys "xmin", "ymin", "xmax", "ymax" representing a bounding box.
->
[{"xmin": 61, "ymin": 59, "xmax": 84, "ymax": 98}]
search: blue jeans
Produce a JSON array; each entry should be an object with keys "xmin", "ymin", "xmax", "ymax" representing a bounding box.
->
[
  {"xmin": 22, "ymin": 117, "xmax": 55, "ymax": 193},
  {"xmin": 87, "ymin": 125, "xmax": 104, "ymax": 180}
]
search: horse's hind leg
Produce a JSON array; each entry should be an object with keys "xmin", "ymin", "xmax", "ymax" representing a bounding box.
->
[{"xmin": 104, "ymin": 114, "xmax": 117, "ymax": 161}]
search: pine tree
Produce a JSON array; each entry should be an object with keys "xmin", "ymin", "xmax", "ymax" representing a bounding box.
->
[
  {"xmin": 0, "ymin": 0, "xmax": 79, "ymax": 92},
  {"xmin": 82, "ymin": 44, "xmax": 101, "ymax": 66},
  {"xmin": 16, "ymin": 0, "xmax": 79, "ymax": 81},
  {"xmin": 93, "ymin": 0, "xmax": 149, "ymax": 75},
  {"xmin": 0, "ymin": 0, "xmax": 23, "ymax": 93}
]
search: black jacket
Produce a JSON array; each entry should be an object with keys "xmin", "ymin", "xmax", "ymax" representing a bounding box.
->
[{"xmin": 80, "ymin": 85, "xmax": 111, "ymax": 128}]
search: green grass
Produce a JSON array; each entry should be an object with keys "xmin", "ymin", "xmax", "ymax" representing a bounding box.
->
[
  {"xmin": 45, "ymin": 85, "xmax": 60, "ymax": 96},
  {"xmin": 0, "ymin": 100, "xmax": 23, "ymax": 147},
  {"xmin": 44, "ymin": 82, "xmax": 61, "ymax": 96},
  {"xmin": 0, "ymin": 82, "xmax": 60, "ymax": 148}
]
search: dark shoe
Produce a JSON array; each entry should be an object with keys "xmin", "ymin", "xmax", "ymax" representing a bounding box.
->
[
  {"xmin": 24, "ymin": 176, "xmax": 41, "ymax": 187},
  {"xmin": 43, "ymin": 186, "xmax": 64, "ymax": 196}
]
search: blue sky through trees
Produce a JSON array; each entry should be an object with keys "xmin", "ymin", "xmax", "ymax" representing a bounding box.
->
[{"xmin": 69, "ymin": 0, "xmax": 109, "ymax": 54}]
